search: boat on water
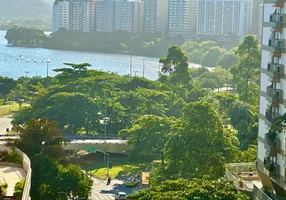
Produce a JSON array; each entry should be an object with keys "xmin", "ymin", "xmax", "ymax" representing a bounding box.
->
[
  {"xmin": 27, "ymin": 58, "xmax": 30, "ymax": 62},
  {"xmin": 34, "ymin": 59, "xmax": 37, "ymax": 62},
  {"xmin": 20, "ymin": 55, "xmax": 24, "ymax": 60}
]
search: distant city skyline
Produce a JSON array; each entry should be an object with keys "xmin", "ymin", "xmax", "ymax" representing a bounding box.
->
[{"xmin": 53, "ymin": 0, "xmax": 261, "ymax": 41}]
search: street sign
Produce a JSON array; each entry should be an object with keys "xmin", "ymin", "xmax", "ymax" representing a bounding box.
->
[{"xmin": 87, "ymin": 148, "xmax": 97, "ymax": 153}]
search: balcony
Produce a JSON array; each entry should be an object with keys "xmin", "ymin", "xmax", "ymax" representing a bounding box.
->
[
  {"xmin": 267, "ymin": 63, "xmax": 284, "ymax": 81},
  {"xmin": 266, "ymin": 87, "xmax": 283, "ymax": 106},
  {"xmin": 264, "ymin": 158, "xmax": 280, "ymax": 179},
  {"xmin": 265, "ymin": 110, "xmax": 281, "ymax": 123},
  {"xmin": 264, "ymin": 13, "xmax": 286, "ymax": 28},
  {"xmin": 268, "ymin": 38, "xmax": 285, "ymax": 53},
  {"xmin": 264, "ymin": 137, "xmax": 279, "ymax": 156}
]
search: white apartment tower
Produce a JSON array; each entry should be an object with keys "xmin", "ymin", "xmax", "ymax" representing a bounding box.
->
[
  {"xmin": 69, "ymin": 0, "xmax": 96, "ymax": 32},
  {"xmin": 168, "ymin": 0, "xmax": 196, "ymax": 39},
  {"xmin": 144, "ymin": 0, "xmax": 169, "ymax": 33},
  {"xmin": 96, "ymin": 0, "xmax": 115, "ymax": 32},
  {"xmin": 257, "ymin": 1, "xmax": 286, "ymax": 197},
  {"xmin": 95, "ymin": 0, "xmax": 144, "ymax": 33},
  {"xmin": 196, "ymin": 0, "xmax": 253, "ymax": 41},
  {"xmin": 53, "ymin": 0, "xmax": 70, "ymax": 32}
]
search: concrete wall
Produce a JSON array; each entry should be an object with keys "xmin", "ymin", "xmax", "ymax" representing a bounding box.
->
[{"xmin": 15, "ymin": 148, "xmax": 31, "ymax": 200}]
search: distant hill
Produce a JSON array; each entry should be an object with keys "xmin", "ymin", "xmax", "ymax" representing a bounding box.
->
[{"xmin": 0, "ymin": 0, "xmax": 52, "ymax": 19}]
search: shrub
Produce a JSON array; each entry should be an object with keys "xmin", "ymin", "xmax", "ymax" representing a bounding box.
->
[
  {"xmin": 0, "ymin": 185, "xmax": 7, "ymax": 196},
  {"xmin": 0, "ymin": 150, "xmax": 9, "ymax": 162},
  {"xmin": 7, "ymin": 152, "xmax": 22, "ymax": 164},
  {"xmin": 2, "ymin": 183, "xmax": 7, "ymax": 188},
  {"xmin": 14, "ymin": 180, "xmax": 25, "ymax": 197}
]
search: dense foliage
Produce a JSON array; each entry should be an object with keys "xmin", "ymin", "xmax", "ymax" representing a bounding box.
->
[
  {"xmin": 0, "ymin": 35, "xmax": 261, "ymax": 198},
  {"xmin": 127, "ymin": 178, "xmax": 250, "ymax": 200}
]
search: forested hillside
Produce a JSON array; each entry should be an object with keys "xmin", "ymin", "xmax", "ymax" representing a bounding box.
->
[{"xmin": 0, "ymin": 0, "xmax": 51, "ymax": 18}]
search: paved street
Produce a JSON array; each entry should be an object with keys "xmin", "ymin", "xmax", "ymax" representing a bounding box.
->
[{"xmin": 91, "ymin": 177, "xmax": 145, "ymax": 200}]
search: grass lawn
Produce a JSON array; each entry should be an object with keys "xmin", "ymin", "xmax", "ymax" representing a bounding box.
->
[
  {"xmin": 0, "ymin": 102, "xmax": 30, "ymax": 116},
  {"xmin": 82, "ymin": 160, "xmax": 160, "ymax": 180}
]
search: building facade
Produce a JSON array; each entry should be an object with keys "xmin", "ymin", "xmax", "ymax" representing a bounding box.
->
[
  {"xmin": 144, "ymin": 0, "xmax": 169, "ymax": 33},
  {"xmin": 53, "ymin": 0, "xmax": 70, "ymax": 32},
  {"xmin": 69, "ymin": 0, "xmax": 96, "ymax": 32},
  {"xmin": 196, "ymin": 0, "xmax": 253, "ymax": 41},
  {"xmin": 95, "ymin": 0, "xmax": 114, "ymax": 32},
  {"xmin": 257, "ymin": 1, "xmax": 286, "ymax": 197},
  {"xmin": 168, "ymin": 0, "xmax": 195, "ymax": 39}
]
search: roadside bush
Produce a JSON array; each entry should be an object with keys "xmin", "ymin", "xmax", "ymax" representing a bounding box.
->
[
  {"xmin": 0, "ymin": 183, "xmax": 7, "ymax": 196},
  {"xmin": 0, "ymin": 150, "xmax": 9, "ymax": 162},
  {"xmin": 14, "ymin": 180, "xmax": 25, "ymax": 197},
  {"xmin": 7, "ymin": 152, "xmax": 22, "ymax": 164}
]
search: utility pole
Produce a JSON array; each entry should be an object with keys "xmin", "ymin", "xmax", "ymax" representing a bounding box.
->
[
  {"xmin": 142, "ymin": 59, "xmax": 145, "ymax": 78},
  {"xmin": 104, "ymin": 103, "xmax": 107, "ymax": 163},
  {"xmin": 133, "ymin": 70, "xmax": 138, "ymax": 89},
  {"xmin": 130, "ymin": 54, "xmax": 133, "ymax": 76}
]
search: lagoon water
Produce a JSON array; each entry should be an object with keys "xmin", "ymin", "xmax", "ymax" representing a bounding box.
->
[{"xmin": 0, "ymin": 31, "xmax": 161, "ymax": 80}]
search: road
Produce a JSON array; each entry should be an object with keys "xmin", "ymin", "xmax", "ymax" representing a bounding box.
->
[
  {"xmin": 91, "ymin": 177, "xmax": 145, "ymax": 200},
  {"xmin": 0, "ymin": 115, "xmax": 12, "ymax": 134}
]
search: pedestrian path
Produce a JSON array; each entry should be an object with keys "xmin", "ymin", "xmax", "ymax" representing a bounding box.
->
[{"xmin": 92, "ymin": 194, "xmax": 114, "ymax": 200}]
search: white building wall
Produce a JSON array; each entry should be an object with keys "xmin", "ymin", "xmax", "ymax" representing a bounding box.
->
[
  {"xmin": 52, "ymin": 1, "xmax": 70, "ymax": 32},
  {"xmin": 96, "ymin": 0, "xmax": 114, "ymax": 32}
]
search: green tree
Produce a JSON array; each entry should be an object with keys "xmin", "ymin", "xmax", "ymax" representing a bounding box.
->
[
  {"xmin": 0, "ymin": 76, "xmax": 16, "ymax": 102},
  {"xmin": 127, "ymin": 178, "xmax": 249, "ymax": 200},
  {"xmin": 230, "ymin": 34, "xmax": 260, "ymax": 104},
  {"xmin": 164, "ymin": 101, "xmax": 226, "ymax": 180},
  {"xmin": 201, "ymin": 46, "xmax": 222, "ymax": 67},
  {"xmin": 14, "ymin": 118, "xmax": 65, "ymax": 159},
  {"xmin": 217, "ymin": 52, "xmax": 238, "ymax": 69},
  {"xmin": 120, "ymin": 115, "xmax": 176, "ymax": 164},
  {"xmin": 31, "ymin": 154, "xmax": 92, "ymax": 200}
]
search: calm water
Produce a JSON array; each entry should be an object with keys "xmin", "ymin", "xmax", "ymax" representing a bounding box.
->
[{"xmin": 0, "ymin": 31, "xmax": 161, "ymax": 80}]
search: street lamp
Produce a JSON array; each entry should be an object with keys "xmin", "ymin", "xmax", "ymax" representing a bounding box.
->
[
  {"xmin": 46, "ymin": 58, "xmax": 51, "ymax": 77},
  {"xmin": 24, "ymin": 71, "xmax": 30, "ymax": 77},
  {"xmin": 99, "ymin": 105, "xmax": 110, "ymax": 163}
]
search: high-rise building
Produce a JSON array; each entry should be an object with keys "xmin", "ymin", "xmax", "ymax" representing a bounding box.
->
[
  {"xmin": 69, "ymin": 0, "xmax": 96, "ymax": 32},
  {"xmin": 52, "ymin": 0, "xmax": 70, "ymax": 32},
  {"xmin": 143, "ymin": 0, "xmax": 169, "ymax": 33},
  {"xmin": 251, "ymin": 0, "xmax": 263, "ymax": 37},
  {"xmin": 114, "ymin": 0, "xmax": 144, "ymax": 33},
  {"xmin": 257, "ymin": 1, "xmax": 286, "ymax": 197},
  {"xmin": 257, "ymin": 3, "xmax": 263, "ymax": 40},
  {"xmin": 95, "ymin": 0, "xmax": 115, "ymax": 32},
  {"xmin": 196, "ymin": 0, "xmax": 253, "ymax": 41},
  {"xmin": 95, "ymin": 0, "xmax": 144, "ymax": 33},
  {"xmin": 168, "ymin": 0, "xmax": 195, "ymax": 39}
]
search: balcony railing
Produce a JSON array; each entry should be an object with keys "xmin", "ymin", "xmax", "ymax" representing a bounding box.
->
[
  {"xmin": 268, "ymin": 38, "xmax": 285, "ymax": 53},
  {"xmin": 265, "ymin": 0, "xmax": 286, "ymax": 3},
  {"xmin": 266, "ymin": 110, "xmax": 281, "ymax": 123},
  {"xmin": 266, "ymin": 87, "xmax": 283, "ymax": 106},
  {"xmin": 264, "ymin": 137, "xmax": 279, "ymax": 156},
  {"xmin": 267, "ymin": 62, "xmax": 284, "ymax": 81}
]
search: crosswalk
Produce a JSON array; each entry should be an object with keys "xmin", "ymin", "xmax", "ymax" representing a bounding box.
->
[{"xmin": 92, "ymin": 195, "xmax": 114, "ymax": 200}]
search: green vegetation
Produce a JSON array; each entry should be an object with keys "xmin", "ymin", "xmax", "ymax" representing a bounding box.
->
[
  {"xmin": 0, "ymin": 102, "xmax": 29, "ymax": 116},
  {"xmin": 14, "ymin": 180, "xmax": 25, "ymax": 197},
  {"xmin": 12, "ymin": 118, "xmax": 93, "ymax": 200},
  {"xmin": 5, "ymin": 27, "xmax": 238, "ymax": 68},
  {"xmin": 0, "ymin": 34, "xmax": 260, "ymax": 199},
  {"xmin": 0, "ymin": 182, "xmax": 8, "ymax": 196},
  {"xmin": 127, "ymin": 178, "xmax": 249, "ymax": 199},
  {"xmin": 0, "ymin": 150, "xmax": 22, "ymax": 164}
]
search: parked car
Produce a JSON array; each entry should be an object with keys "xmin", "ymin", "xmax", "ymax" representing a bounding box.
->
[
  {"xmin": 115, "ymin": 192, "xmax": 127, "ymax": 200},
  {"xmin": 125, "ymin": 177, "xmax": 139, "ymax": 187}
]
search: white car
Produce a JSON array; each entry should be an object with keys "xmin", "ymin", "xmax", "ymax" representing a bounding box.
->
[{"xmin": 115, "ymin": 192, "xmax": 127, "ymax": 200}]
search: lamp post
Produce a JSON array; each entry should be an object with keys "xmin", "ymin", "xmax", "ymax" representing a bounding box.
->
[
  {"xmin": 24, "ymin": 71, "xmax": 30, "ymax": 77},
  {"xmin": 46, "ymin": 58, "xmax": 51, "ymax": 77},
  {"xmin": 99, "ymin": 104, "xmax": 110, "ymax": 163}
]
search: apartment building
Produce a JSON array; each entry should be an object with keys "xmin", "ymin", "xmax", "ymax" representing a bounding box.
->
[
  {"xmin": 144, "ymin": 0, "xmax": 169, "ymax": 33},
  {"xmin": 168, "ymin": 0, "xmax": 196, "ymax": 39},
  {"xmin": 53, "ymin": 0, "xmax": 70, "ymax": 32},
  {"xmin": 196, "ymin": 0, "xmax": 253, "ymax": 41},
  {"xmin": 95, "ymin": 0, "xmax": 144, "ymax": 33},
  {"xmin": 257, "ymin": 1, "xmax": 286, "ymax": 197},
  {"xmin": 69, "ymin": 0, "xmax": 96, "ymax": 32},
  {"xmin": 95, "ymin": 0, "xmax": 114, "ymax": 32}
]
